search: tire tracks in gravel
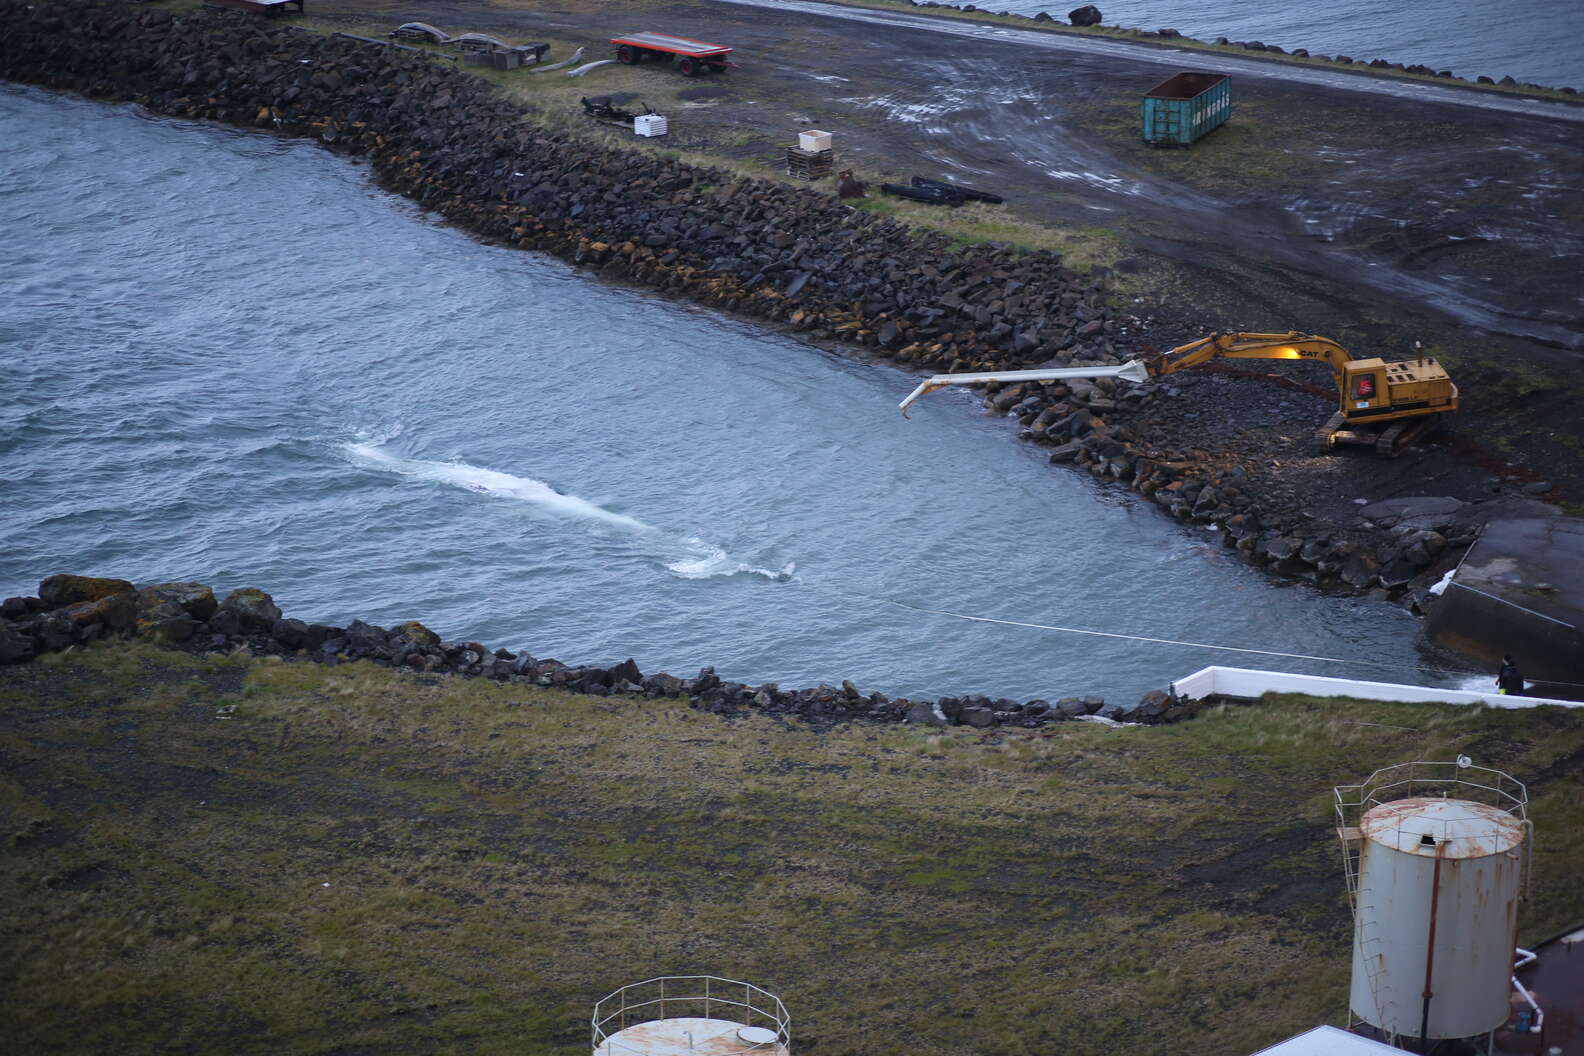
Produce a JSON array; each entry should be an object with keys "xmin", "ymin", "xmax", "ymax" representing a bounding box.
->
[
  {"xmin": 707, "ymin": 1, "xmax": 1582, "ymax": 349},
  {"xmin": 713, "ymin": 0, "xmax": 1584, "ymax": 122}
]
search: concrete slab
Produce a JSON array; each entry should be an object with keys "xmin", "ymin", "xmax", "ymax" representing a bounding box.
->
[
  {"xmin": 1425, "ymin": 518, "xmax": 1584, "ymax": 686},
  {"xmin": 1170, "ymin": 667, "xmax": 1581, "ymax": 710}
]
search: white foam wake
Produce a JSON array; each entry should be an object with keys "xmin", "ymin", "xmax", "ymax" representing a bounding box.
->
[
  {"xmin": 344, "ymin": 443, "xmax": 646, "ymax": 529},
  {"xmin": 343, "ymin": 444, "xmax": 792, "ymax": 582},
  {"xmin": 667, "ymin": 539, "xmax": 796, "ymax": 583}
]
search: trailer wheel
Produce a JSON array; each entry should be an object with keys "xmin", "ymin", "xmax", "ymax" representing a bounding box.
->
[
  {"xmin": 677, "ymin": 56, "xmax": 700, "ymax": 76},
  {"xmin": 617, "ymin": 44, "xmax": 638, "ymax": 64}
]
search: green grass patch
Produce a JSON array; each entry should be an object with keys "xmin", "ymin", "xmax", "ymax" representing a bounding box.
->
[{"xmin": 2, "ymin": 643, "xmax": 1581, "ymax": 1053}]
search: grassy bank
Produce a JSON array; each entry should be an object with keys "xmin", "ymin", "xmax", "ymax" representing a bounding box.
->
[{"xmin": 3, "ymin": 643, "xmax": 1581, "ymax": 1053}]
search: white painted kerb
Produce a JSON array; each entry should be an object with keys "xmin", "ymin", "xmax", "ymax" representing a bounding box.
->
[{"xmin": 1170, "ymin": 666, "xmax": 1581, "ymax": 709}]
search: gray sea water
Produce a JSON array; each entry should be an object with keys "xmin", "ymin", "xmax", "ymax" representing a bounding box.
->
[
  {"xmin": 990, "ymin": 0, "xmax": 1584, "ymax": 89},
  {"xmin": 0, "ymin": 83, "xmax": 1470, "ymax": 702}
]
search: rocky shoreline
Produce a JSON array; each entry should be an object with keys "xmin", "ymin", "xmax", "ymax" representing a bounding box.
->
[
  {"xmin": 0, "ymin": 574, "xmax": 1198, "ymax": 727},
  {"xmin": 3, "ymin": 0, "xmax": 1532, "ymax": 615}
]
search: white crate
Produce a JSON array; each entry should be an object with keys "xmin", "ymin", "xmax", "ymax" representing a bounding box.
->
[
  {"xmin": 798, "ymin": 129, "xmax": 832, "ymax": 152},
  {"xmin": 634, "ymin": 114, "xmax": 669, "ymax": 137}
]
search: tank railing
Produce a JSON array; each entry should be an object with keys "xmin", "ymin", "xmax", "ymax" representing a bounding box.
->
[
  {"xmin": 1335, "ymin": 760, "xmax": 1531, "ymax": 908},
  {"xmin": 592, "ymin": 976, "xmax": 790, "ymax": 1053},
  {"xmin": 1337, "ymin": 760, "xmax": 1529, "ymax": 822},
  {"xmin": 1335, "ymin": 761, "xmax": 1528, "ymax": 833}
]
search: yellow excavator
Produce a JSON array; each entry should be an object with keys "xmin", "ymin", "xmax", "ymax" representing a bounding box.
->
[
  {"xmin": 1142, "ymin": 331, "xmax": 1458, "ymax": 456},
  {"xmin": 898, "ymin": 331, "xmax": 1458, "ymax": 457}
]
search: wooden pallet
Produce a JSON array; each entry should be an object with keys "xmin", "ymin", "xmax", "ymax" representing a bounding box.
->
[{"xmin": 785, "ymin": 146, "xmax": 834, "ymax": 181}]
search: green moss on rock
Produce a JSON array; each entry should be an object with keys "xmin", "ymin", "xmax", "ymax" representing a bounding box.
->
[
  {"xmin": 215, "ymin": 588, "xmax": 282, "ymax": 632},
  {"xmin": 395, "ymin": 620, "xmax": 441, "ymax": 649}
]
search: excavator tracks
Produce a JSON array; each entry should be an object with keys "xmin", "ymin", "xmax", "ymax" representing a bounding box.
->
[
  {"xmin": 1374, "ymin": 415, "xmax": 1438, "ymax": 458},
  {"xmin": 1314, "ymin": 411, "xmax": 1346, "ymax": 454},
  {"xmin": 1375, "ymin": 421, "xmax": 1409, "ymax": 457}
]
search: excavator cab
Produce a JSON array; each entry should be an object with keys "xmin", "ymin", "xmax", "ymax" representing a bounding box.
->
[
  {"xmin": 1343, "ymin": 359, "xmax": 1386, "ymax": 411},
  {"xmin": 1329, "ymin": 354, "xmax": 1457, "ymax": 454}
]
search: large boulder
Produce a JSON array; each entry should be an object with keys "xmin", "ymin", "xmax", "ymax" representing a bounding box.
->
[
  {"xmin": 136, "ymin": 602, "xmax": 195, "ymax": 643},
  {"xmin": 59, "ymin": 601, "xmax": 101, "ymax": 627},
  {"xmin": 1340, "ymin": 552, "xmax": 1381, "ymax": 589},
  {"xmin": 645, "ymin": 672, "xmax": 685, "ymax": 697},
  {"xmin": 960, "ymin": 706, "xmax": 997, "ymax": 728},
  {"xmin": 1264, "ymin": 536, "xmax": 1302, "ymax": 562},
  {"xmin": 1068, "ymin": 4, "xmax": 1102, "ymax": 26},
  {"xmin": 272, "ymin": 618, "xmax": 308, "ymax": 650},
  {"xmin": 1, "ymin": 596, "xmax": 38, "ymax": 620},
  {"xmin": 211, "ymin": 588, "xmax": 282, "ymax": 635},
  {"xmin": 344, "ymin": 619, "xmax": 390, "ymax": 654},
  {"xmin": 1052, "ymin": 696, "xmax": 1089, "ymax": 718},
  {"xmin": 906, "ymin": 700, "xmax": 949, "ymax": 726},
  {"xmin": 91, "ymin": 591, "xmax": 138, "ymax": 631},
  {"xmin": 0, "ymin": 623, "xmax": 35, "ymax": 664},
  {"xmin": 136, "ymin": 582, "xmax": 218, "ymax": 621},
  {"xmin": 393, "ymin": 620, "xmax": 441, "ymax": 650},
  {"xmin": 1377, "ymin": 558, "xmax": 1418, "ymax": 589},
  {"xmin": 38, "ymin": 574, "xmax": 135, "ymax": 609},
  {"xmin": 1133, "ymin": 690, "xmax": 1173, "ymax": 721}
]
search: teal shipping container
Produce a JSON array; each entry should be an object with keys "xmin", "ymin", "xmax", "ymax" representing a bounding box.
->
[{"xmin": 1141, "ymin": 71, "xmax": 1231, "ymax": 146}]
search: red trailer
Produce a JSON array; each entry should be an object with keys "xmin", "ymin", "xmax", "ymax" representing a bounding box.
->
[{"xmin": 610, "ymin": 31, "xmax": 734, "ymax": 76}]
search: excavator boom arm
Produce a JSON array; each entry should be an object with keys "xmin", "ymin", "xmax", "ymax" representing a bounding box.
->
[
  {"xmin": 1149, "ymin": 331, "xmax": 1354, "ymax": 395},
  {"xmin": 899, "ymin": 360, "xmax": 1150, "ymax": 417}
]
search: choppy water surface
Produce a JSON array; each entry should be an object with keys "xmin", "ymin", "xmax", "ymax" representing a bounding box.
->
[
  {"xmin": 0, "ymin": 84, "xmax": 1461, "ymax": 701},
  {"xmin": 995, "ymin": 0, "xmax": 1583, "ymax": 89}
]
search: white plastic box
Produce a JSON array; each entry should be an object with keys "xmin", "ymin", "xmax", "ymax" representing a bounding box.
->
[
  {"xmin": 798, "ymin": 129, "xmax": 832, "ymax": 152},
  {"xmin": 634, "ymin": 114, "xmax": 669, "ymax": 137}
]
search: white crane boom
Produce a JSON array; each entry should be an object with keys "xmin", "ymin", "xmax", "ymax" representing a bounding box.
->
[{"xmin": 899, "ymin": 359, "xmax": 1150, "ymax": 417}]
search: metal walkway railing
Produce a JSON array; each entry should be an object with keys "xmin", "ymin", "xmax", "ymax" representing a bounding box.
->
[{"xmin": 592, "ymin": 976, "xmax": 790, "ymax": 1054}]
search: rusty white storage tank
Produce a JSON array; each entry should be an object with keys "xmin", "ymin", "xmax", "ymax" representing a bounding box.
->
[
  {"xmin": 592, "ymin": 976, "xmax": 790, "ymax": 1055},
  {"xmin": 1335, "ymin": 760, "xmax": 1529, "ymax": 1046}
]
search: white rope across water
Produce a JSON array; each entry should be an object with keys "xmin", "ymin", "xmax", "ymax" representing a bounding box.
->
[
  {"xmin": 870, "ymin": 594, "xmax": 1408, "ymax": 670},
  {"xmin": 859, "ymin": 593, "xmax": 1584, "ymax": 689}
]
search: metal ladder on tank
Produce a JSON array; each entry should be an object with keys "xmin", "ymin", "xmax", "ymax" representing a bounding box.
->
[{"xmin": 1338, "ymin": 820, "xmax": 1398, "ymax": 1040}]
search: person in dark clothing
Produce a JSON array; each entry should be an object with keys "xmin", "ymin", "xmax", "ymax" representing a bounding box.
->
[{"xmin": 1496, "ymin": 655, "xmax": 1524, "ymax": 696}]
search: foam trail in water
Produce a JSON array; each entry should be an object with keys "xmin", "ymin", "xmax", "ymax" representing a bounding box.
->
[
  {"xmin": 666, "ymin": 538, "xmax": 796, "ymax": 583},
  {"xmin": 344, "ymin": 443, "xmax": 647, "ymax": 530},
  {"xmin": 344, "ymin": 444, "xmax": 792, "ymax": 581}
]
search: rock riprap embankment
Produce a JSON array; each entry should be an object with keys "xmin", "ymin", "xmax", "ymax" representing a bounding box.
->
[
  {"xmin": 961, "ymin": 368, "xmax": 1547, "ymax": 606},
  {"xmin": 0, "ymin": 575, "xmax": 1195, "ymax": 727}
]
